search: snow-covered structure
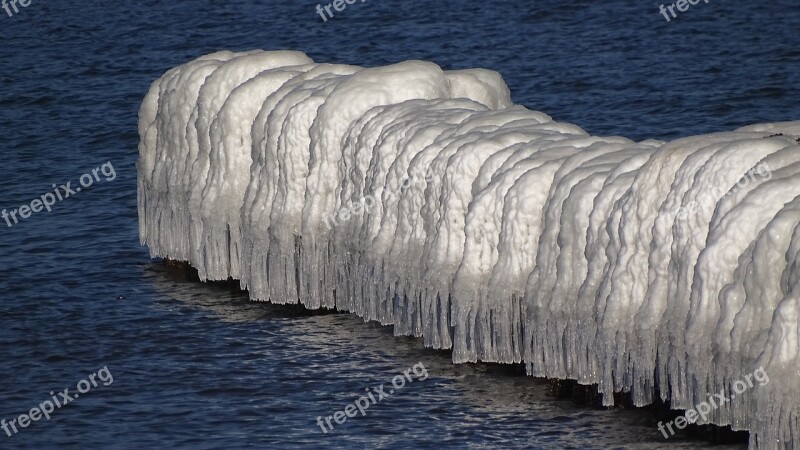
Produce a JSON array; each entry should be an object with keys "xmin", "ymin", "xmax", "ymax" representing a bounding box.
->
[{"xmin": 137, "ymin": 50, "xmax": 800, "ymax": 447}]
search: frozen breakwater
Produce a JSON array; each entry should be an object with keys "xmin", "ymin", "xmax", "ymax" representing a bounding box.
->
[{"xmin": 137, "ymin": 50, "xmax": 800, "ymax": 447}]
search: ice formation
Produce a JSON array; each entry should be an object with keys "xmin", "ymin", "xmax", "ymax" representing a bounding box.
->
[{"xmin": 137, "ymin": 50, "xmax": 800, "ymax": 447}]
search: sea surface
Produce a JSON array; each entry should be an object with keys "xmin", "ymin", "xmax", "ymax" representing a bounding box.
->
[{"xmin": 1, "ymin": 1, "xmax": 798, "ymax": 448}]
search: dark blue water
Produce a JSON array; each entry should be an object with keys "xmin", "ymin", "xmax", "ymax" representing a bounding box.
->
[{"xmin": 1, "ymin": 0, "xmax": 797, "ymax": 448}]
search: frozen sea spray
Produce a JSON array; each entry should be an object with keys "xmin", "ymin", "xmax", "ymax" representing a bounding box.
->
[{"xmin": 138, "ymin": 51, "xmax": 800, "ymax": 448}]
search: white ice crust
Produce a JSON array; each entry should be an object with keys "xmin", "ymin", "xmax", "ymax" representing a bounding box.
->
[{"xmin": 137, "ymin": 50, "xmax": 800, "ymax": 448}]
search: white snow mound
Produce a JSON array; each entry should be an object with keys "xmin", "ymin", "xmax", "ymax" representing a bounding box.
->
[{"xmin": 137, "ymin": 50, "xmax": 800, "ymax": 448}]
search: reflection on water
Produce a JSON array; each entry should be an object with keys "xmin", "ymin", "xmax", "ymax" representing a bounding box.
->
[{"xmin": 143, "ymin": 260, "xmax": 745, "ymax": 449}]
